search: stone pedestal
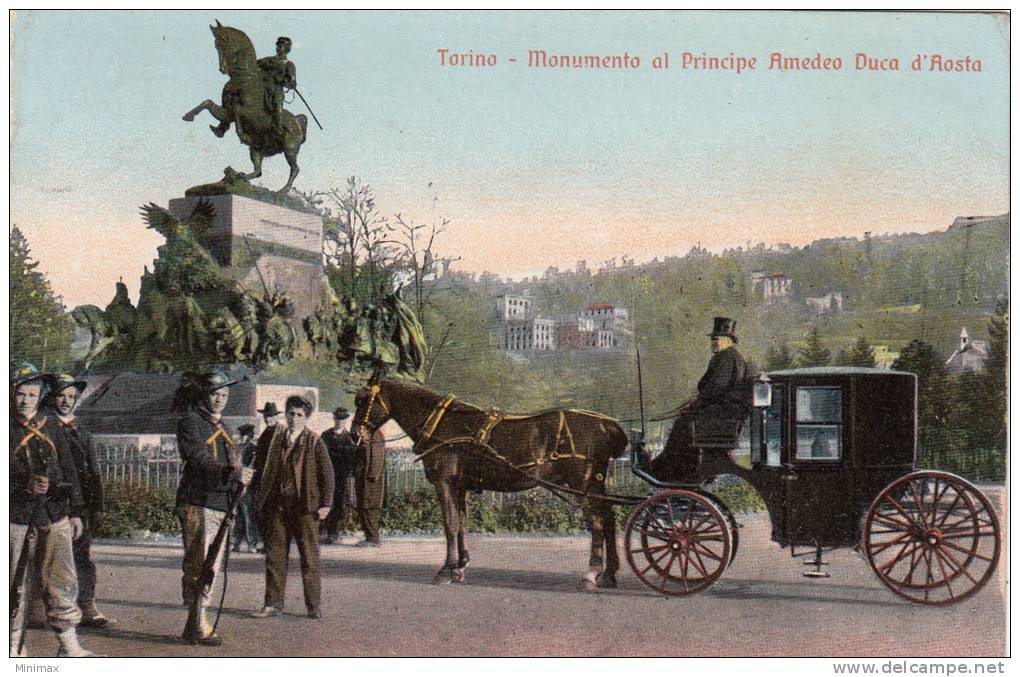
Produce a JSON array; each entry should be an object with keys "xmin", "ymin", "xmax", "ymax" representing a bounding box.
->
[{"xmin": 168, "ymin": 193, "xmax": 324, "ymax": 326}]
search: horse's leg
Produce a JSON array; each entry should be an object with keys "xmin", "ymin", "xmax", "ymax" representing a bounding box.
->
[
  {"xmin": 453, "ymin": 486, "xmax": 469, "ymax": 583},
  {"xmin": 597, "ymin": 499, "xmax": 619, "ymax": 589},
  {"xmin": 280, "ymin": 149, "xmax": 300, "ymax": 194},
  {"xmin": 581, "ymin": 496, "xmax": 604, "ymax": 593},
  {"xmin": 242, "ymin": 148, "xmax": 263, "ymax": 182},
  {"xmin": 183, "ymin": 100, "xmax": 229, "ymax": 128},
  {"xmin": 432, "ymin": 479, "xmax": 460, "ymax": 585}
]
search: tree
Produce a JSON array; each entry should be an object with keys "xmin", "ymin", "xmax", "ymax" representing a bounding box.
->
[
  {"xmin": 892, "ymin": 339, "xmax": 950, "ymax": 463},
  {"xmin": 319, "ymin": 176, "xmax": 399, "ymax": 304},
  {"xmin": 798, "ymin": 327, "xmax": 831, "ymax": 367},
  {"xmin": 10, "ymin": 226, "xmax": 75, "ymax": 370},
  {"xmin": 765, "ymin": 341, "xmax": 795, "ymax": 370},
  {"xmin": 977, "ymin": 296, "xmax": 1008, "ymax": 450},
  {"xmin": 392, "ymin": 185, "xmax": 461, "ymax": 322},
  {"xmin": 846, "ymin": 336, "xmax": 877, "ymax": 368}
]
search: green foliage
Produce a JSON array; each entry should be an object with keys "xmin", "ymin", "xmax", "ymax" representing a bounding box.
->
[
  {"xmin": 9, "ymin": 226, "xmax": 75, "ymax": 371},
  {"xmin": 845, "ymin": 336, "xmax": 877, "ymax": 367},
  {"xmin": 713, "ymin": 481, "xmax": 768, "ymax": 514},
  {"xmin": 798, "ymin": 327, "xmax": 831, "ymax": 367},
  {"xmin": 765, "ymin": 341, "xmax": 795, "ymax": 370},
  {"xmin": 95, "ymin": 481, "xmax": 179, "ymax": 539}
]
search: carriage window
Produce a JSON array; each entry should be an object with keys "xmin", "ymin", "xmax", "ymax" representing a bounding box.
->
[
  {"xmin": 751, "ymin": 385, "xmax": 783, "ymax": 467},
  {"xmin": 795, "ymin": 387, "xmax": 842, "ymax": 461}
]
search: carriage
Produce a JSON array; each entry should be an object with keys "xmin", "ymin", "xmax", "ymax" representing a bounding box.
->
[{"xmin": 625, "ymin": 367, "xmax": 1002, "ymax": 604}]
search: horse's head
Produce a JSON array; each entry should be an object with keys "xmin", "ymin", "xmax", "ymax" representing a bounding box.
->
[
  {"xmin": 209, "ymin": 20, "xmax": 257, "ymax": 76},
  {"xmin": 353, "ymin": 381, "xmax": 392, "ymax": 438}
]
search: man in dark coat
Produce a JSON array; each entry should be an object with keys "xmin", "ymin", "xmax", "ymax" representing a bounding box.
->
[
  {"xmin": 174, "ymin": 370, "xmax": 254, "ymax": 646},
  {"xmin": 250, "ymin": 394, "xmax": 334, "ymax": 619},
  {"xmin": 231, "ymin": 424, "xmax": 261, "ymax": 553},
  {"xmin": 320, "ymin": 407, "xmax": 358, "ymax": 544},
  {"xmin": 649, "ymin": 317, "xmax": 750, "ymax": 480},
  {"xmin": 353, "ymin": 428, "xmax": 386, "ymax": 547},
  {"xmin": 10, "ymin": 364, "xmax": 95, "ymax": 657},
  {"xmin": 45, "ymin": 372, "xmax": 113, "ymax": 629}
]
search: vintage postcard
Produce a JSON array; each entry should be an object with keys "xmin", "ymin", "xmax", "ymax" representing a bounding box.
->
[{"xmin": 8, "ymin": 9, "xmax": 1009, "ymax": 664}]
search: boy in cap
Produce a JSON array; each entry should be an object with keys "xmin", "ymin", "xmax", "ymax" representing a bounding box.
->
[
  {"xmin": 173, "ymin": 369, "xmax": 254, "ymax": 645},
  {"xmin": 10, "ymin": 364, "xmax": 96, "ymax": 657},
  {"xmin": 251, "ymin": 393, "xmax": 333, "ymax": 619},
  {"xmin": 44, "ymin": 373, "xmax": 113, "ymax": 629}
]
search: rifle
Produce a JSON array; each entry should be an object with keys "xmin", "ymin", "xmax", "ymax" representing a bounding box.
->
[{"xmin": 191, "ymin": 467, "xmax": 251, "ymax": 635}]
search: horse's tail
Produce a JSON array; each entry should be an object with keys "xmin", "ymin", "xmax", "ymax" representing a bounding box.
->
[
  {"xmin": 297, "ymin": 114, "xmax": 308, "ymax": 144},
  {"xmin": 607, "ymin": 420, "xmax": 629, "ymax": 459}
]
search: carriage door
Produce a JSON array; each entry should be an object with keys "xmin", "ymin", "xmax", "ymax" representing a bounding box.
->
[{"xmin": 781, "ymin": 384, "xmax": 854, "ymax": 546}]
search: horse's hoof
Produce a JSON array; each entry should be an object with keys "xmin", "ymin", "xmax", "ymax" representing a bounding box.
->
[
  {"xmin": 432, "ymin": 571, "xmax": 453, "ymax": 585},
  {"xmin": 451, "ymin": 568, "xmax": 466, "ymax": 584},
  {"xmin": 583, "ymin": 580, "xmax": 600, "ymax": 594},
  {"xmin": 183, "ymin": 113, "xmax": 195, "ymax": 122},
  {"xmin": 596, "ymin": 574, "xmax": 618, "ymax": 589}
]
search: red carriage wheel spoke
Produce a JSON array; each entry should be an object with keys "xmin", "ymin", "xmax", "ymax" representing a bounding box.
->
[
  {"xmin": 884, "ymin": 493, "xmax": 925, "ymax": 531},
  {"xmin": 868, "ymin": 531, "xmax": 913, "ymax": 556},
  {"xmin": 655, "ymin": 551, "xmax": 680, "ymax": 588},
  {"xmin": 940, "ymin": 537, "xmax": 994, "ymax": 560},
  {"xmin": 871, "ymin": 512, "xmax": 914, "ymax": 531},
  {"xmin": 878, "ymin": 538, "xmax": 916, "ymax": 573},
  {"xmin": 934, "ymin": 546, "xmax": 979, "ymax": 586},
  {"xmin": 630, "ymin": 543, "xmax": 670, "ymax": 556},
  {"xmin": 689, "ymin": 541, "xmax": 724, "ymax": 563},
  {"xmin": 686, "ymin": 548, "xmax": 710, "ymax": 578},
  {"xmin": 935, "ymin": 491, "xmax": 964, "ymax": 529},
  {"xmin": 636, "ymin": 526, "xmax": 672, "ymax": 542},
  {"xmin": 930, "ymin": 546, "xmax": 955, "ymax": 599},
  {"xmin": 905, "ymin": 542, "xmax": 923, "ymax": 585},
  {"xmin": 639, "ymin": 544, "xmax": 674, "ymax": 576},
  {"xmin": 941, "ymin": 530, "xmax": 997, "ymax": 542},
  {"xmin": 908, "ymin": 480, "xmax": 931, "ymax": 528}
]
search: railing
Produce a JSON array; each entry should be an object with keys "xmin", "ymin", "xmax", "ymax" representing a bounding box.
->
[{"xmin": 93, "ymin": 443, "xmax": 182, "ymax": 489}]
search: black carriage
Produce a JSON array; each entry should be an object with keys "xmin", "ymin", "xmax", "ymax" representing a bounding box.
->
[{"xmin": 625, "ymin": 367, "xmax": 1002, "ymax": 604}]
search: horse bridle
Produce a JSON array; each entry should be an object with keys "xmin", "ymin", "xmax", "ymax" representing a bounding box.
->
[{"xmin": 356, "ymin": 385, "xmax": 390, "ymax": 438}]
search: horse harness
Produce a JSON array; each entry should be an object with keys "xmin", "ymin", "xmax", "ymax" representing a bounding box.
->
[{"xmin": 413, "ymin": 393, "xmax": 604, "ymax": 485}]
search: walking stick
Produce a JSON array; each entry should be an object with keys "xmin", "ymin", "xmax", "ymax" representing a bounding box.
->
[{"xmin": 10, "ymin": 455, "xmax": 54, "ymax": 656}]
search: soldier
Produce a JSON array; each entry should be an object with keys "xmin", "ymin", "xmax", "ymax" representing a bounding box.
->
[
  {"xmin": 257, "ymin": 36, "xmax": 297, "ymax": 134},
  {"xmin": 10, "ymin": 364, "xmax": 96, "ymax": 657},
  {"xmin": 174, "ymin": 370, "xmax": 254, "ymax": 646},
  {"xmin": 250, "ymin": 394, "xmax": 333, "ymax": 619},
  {"xmin": 45, "ymin": 373, "xmax": 114, "ymax": 629},
  {"xmin": 648, "ymin": 317, "xmax": 751, "ymax": 480},
  {"xmin": 353, "ymin": 427, "xmax": 386, "ymax": 547},
  {"xmin": 320, "ymin": 407, "xmax": 358, "ymax": 544}
]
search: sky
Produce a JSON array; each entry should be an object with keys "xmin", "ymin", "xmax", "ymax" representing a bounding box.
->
[{"xmin": 9, "ymin": 10, "xmax": 1010, "ymax": 308}]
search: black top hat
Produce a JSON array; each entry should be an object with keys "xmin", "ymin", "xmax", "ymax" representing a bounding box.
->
[
  {"xmin": 708, "ymin": 317, "xmax": 738, "ymax": 342},
  {"xmin": 48, "ymin": 372, "xmax": 88, "ymax": 394},
  {"xmin": 258, "ymin": 402, "xmax": 281, "ymax": 417},
  {"xmin": 276, "ymin": 36, "xmax": 292, "ymax": 45},
  {"xmin": 332, "ymin": 406, "xmax": 350, "ymax": 419}
]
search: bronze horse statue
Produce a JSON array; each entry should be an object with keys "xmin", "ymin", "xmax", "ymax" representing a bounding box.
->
[
  {"xmin": 183, "ymin": 22, "xmax": 308, "ymax": 193},
  {"xmin": 353, "ymin": 379, "xmax": 629, "ymax": 591}
]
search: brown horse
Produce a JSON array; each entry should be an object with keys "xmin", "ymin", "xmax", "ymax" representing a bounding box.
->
[{"xmin": 353, "ymin": 379, "xmax": 629, "ymax": 591}]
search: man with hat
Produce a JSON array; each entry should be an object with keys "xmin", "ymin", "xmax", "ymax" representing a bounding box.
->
[
  {"xmin": 10, "ymin": 364, "xmax": 96, "ymax": 657},
  {"xmin": 353, "ymin": 426, "xmax": 387, "ymax": 548},
  {"xmin": 257, "ymin": 402, "xmax": 280, "ymax": 432},
  {"xmin": 44, "ymin": 372, "xmax": 114, "ymax": 629},
  {"xmin": 649, "ymin": 317, "xmax": 751, "ymax": 480},
  {"xmin": 174, "ymin": 369, "xmax": 254, "ymax": 645},
  {"xmin": 320, "ymin": 406, "xmax": 358, "ymax": 544},
  {"xmin": 250, "ymin": 393, "xmax": 334, "ymax": 619}
]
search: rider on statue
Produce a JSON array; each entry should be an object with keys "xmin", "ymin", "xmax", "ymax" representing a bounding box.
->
[{"xmin": 258, "ymin": 37, "xmax": 297, "ymax": 136}]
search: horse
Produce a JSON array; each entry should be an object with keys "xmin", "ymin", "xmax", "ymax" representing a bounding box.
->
[
  {"xmin": 353, "ymin": 379, "xmax": 629, "ymax": 591},
  {"xmin": 183, "ymin": 22, "xmax": 308, "ymax": 193}
]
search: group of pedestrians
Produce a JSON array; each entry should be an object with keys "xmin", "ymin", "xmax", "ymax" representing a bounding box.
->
[
  {"xmin": 10, "ymin": 364, "xmax": 109, "ymax": 657},
  {"xmin": 173, "ymin": 371, "xmax": 385, "ymax": 646},
  {"xmin": 10, "ymin": 363, "xmax": 386, "ymax": 655}
]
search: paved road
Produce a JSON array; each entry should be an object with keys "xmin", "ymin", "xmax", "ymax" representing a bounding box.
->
[{"xmin": 22, "ymin": 498, "xmax": 1006, "ymax": 657}]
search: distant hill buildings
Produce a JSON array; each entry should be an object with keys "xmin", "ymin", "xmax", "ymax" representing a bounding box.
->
[
  {"xmin": 494, "ymin": 295, "xmax": 631, "ymax": 355},
  {"xmin": 945, "ymin": 327, "xmax": 989, "ymax": 375}
]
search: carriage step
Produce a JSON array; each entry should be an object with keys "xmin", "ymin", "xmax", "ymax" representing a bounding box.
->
[{"xmin": 803, "ymin": 570, "xmax": 831, "ymax": 578}]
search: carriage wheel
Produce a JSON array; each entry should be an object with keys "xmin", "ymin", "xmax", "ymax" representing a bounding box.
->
[
  {"xmin": 863, "ymin": 471, "xmax": 1001, "ymax": 605},
  {"xmin": 625, "ymin": 489, "xmax": 731, "ymax": 596}
]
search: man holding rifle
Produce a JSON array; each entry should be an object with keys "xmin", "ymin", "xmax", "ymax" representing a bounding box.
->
[
  {"xmin": 10, "ymin": 363, "xmax": 95, "ymax": 657},
  {"xmin": 173, "ymin": 369, "xmax": 254, "ymax": 646}
]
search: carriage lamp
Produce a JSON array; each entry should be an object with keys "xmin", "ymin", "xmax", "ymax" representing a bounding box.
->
[{"xmin": 753, "ymin": 373, "xmax": 772, "ymax": 408}]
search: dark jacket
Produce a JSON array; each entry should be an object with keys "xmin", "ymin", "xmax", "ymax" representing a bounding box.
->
[
  {"xmin": 175, "ymin": 410, "xmax": 238, "ymax": 512},
  {"xmin": 10, "ymin": 414, "xmax": 85, "ymax": 526},
  {"xmin": 254, "ymin": 425, "xmax": 334, "ymax": 515},
  {"xmin": 53, "ymin": 416, "xmax": 104, "ymax": 513},
  {"xmin": 321, "ymin": 428, "xmax": 357, "ymax": 479},
  {"xmin": 695, "ymin": 346, "xmax": 750, "ymax": 418}
]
